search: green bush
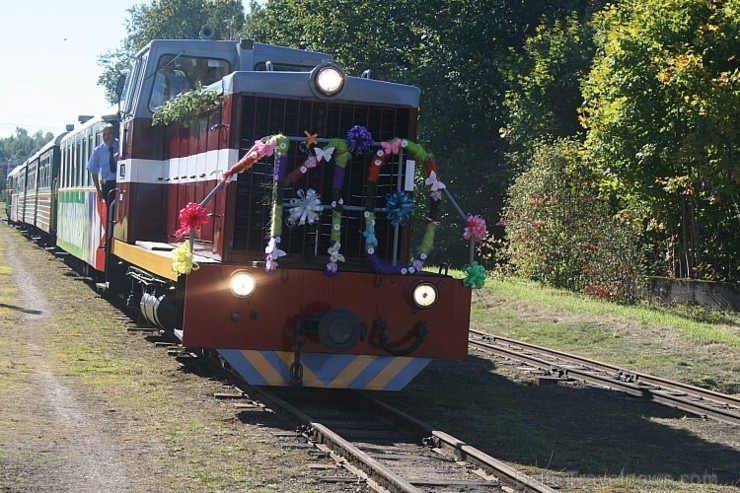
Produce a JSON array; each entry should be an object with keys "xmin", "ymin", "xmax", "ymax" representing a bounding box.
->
[{"xmin": 494, "ymin": 139, "xmax": 645, "ymax": 301}]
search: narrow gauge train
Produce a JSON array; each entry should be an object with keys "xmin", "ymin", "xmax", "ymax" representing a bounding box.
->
[{"xmin": 6, "ymin": 36, "xmax": 484, "ymax": 390}]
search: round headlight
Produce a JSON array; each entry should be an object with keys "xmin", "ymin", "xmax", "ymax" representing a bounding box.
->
[
  {"xmin": 412, "ymin": 282, "xmax": 439, "ymax": 309},
  {"xmin": 311, "ymin": 62, "xmax": 345, "ymax": 98},
  {"xmin": 230, "ymin": 271, "xmax": 256, "ymax": 298}
]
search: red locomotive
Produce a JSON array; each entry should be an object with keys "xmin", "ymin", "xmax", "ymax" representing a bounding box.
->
[{"xmin": 6, "ymin": 37, "xmax": 487, "ymax": 390}]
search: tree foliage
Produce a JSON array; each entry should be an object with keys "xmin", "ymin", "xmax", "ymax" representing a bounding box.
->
[
  {"xmin": 0, "ymin": 129, "xmax": 53, "ymax": 200},
  {"xmin": 502, "ymin": 14, "xmax": 595, "ymax": 153},
  {"xmin": 498, "ymin": 138, "xmax": 644, "ymax": 300},
  {"xmin": 582, "ymin": 0, "xmax": 739, "ymax": 281},
  {"xmin": 98, "ymin": 0, "xmax": 245, "ymax": 102},
  {"xmin": 244, "ymin": 0, "xmax": 600, "ymax": 261}
]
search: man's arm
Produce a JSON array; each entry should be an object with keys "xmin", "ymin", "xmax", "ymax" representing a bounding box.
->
[
  {"xmin": 91, "ymin": 173, "xmax": 103, "ymax": 200},
  {"xmin": 87, "ymin": 147, "xmax": 103, "ymax": 200}
]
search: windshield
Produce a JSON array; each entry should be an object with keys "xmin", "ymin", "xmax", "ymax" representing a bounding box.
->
[{"xmin": 149, "ymin": 54, "xmax": 230, "ymax": 111}]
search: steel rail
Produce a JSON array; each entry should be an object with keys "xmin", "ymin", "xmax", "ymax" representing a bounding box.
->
[
  {"xmin": 358, "ymin": 393, "xmax": 558, "ymax": 493},
  {"xmin": 243, "ymin": 384, "xmax": 425, "ymax": 493},
  {"xmin": 469, "ymin": 329, "xmax": 740, "ymax": 426},
  {"xmin": 231, "ymin": 382, "xmax": 558, "ymax": 492}
]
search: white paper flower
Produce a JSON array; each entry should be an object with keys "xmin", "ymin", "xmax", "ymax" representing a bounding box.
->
[{"xmin": 287, "ymin": 189, "xmax": 323, "ymax": 226}]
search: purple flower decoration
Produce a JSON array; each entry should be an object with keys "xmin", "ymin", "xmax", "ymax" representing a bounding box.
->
[{"xmin": 346, "ymin": 125, "xmax": 373, "ymax": 156}]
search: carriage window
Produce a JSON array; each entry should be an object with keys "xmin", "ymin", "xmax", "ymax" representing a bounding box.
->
[
  {"xmin": 67, "ymin": 146, "xmax": 71, "ymax": 188},
  {"xmin": 87, "ymin": 132, "xmax": 95, "ymax": 186},
  {"xmin": 40, "ymin": 158, "xmax": 48, "ymax": 188},
  {"xmin": 73, "ymin": 142, "xmax": 79, "ymax": 187}
]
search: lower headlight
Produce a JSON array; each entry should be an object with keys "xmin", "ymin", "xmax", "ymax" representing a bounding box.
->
[
  {"xmin": 230, "ymin": 271, "xmax": 256, "ymax": 298},
  {"xmin": 412, "ymin": 282, "xmax": 438, "ymax": 309}
]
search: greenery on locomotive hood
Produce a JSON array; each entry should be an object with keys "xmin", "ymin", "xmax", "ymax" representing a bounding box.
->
[{"xmin": 151, "ymin": 89, "xmax": 220, "ymax": 127}]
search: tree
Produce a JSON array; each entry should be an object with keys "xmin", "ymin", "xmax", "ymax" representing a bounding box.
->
[
  {"xmin": 244, "ymin": 0, "xmax": 603, "ymax": 261},
  {"xmin": 501, "ymin": 14, "xmax": 595, "ymax": 154},
  {"xmin": 498, "ymin": 138, "xmax": 644, "ymax": 300},
  {"xmin": 582, "ymin": 0, "xmax": 739, "ymax": 281},
  {"xmin": 98, "ymin": 0, "xmax": 245, "ymax": 102},
  {"xmin": 0, "ymin": 129, "xmax": 53, "ymax": 200}
]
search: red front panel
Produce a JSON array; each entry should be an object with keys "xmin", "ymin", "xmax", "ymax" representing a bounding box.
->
[
  {"xmin": 114, "ymin": 181, "xmax": 168, "ymax": 243},
  {"xmin": 181, "ymin": 265, "xmax": 471, "ymax": 359}
]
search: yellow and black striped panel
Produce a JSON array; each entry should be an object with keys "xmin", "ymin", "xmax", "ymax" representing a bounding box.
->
[{"xmin": 218, "ymin": 349, "xmax": 431, "ymax": 391}]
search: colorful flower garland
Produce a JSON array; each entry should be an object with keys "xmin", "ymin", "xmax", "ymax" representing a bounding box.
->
[
  {"xmin": 171, "ymin": 129, "xmax": 489, "ymax": 288},
  {"xmin": 363, "ymin": 138, "xmax": 443, "ymax": 275},
  {"xmin": 264, "ymin": 135, "xmax": 290, "ymax": 271}
]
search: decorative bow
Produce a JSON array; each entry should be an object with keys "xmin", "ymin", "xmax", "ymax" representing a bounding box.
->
[
  {"xmin": 463, "ymin": 214, "xmax": 488, "ymax": 242},
  {"xmin": 175, "ymin": 202, "xmax": 209, "ymax": 239},
  {"xmin": 287, "ymin": 188, "xmax": 323, "ymax": 226},
  {"xmin": 380, "ymin": 139, "xmax": 402, "ymax": 155},
  {"xmin": 463, "ymin": 261, "xmax": 487, "ymax": 289},
  {"xmin": 386, "ymin": 191, "xmax": 415, "ymax": 226},
  {"xmin": 172, "ymin": 243, "xmax": 199, "ymax": 275},
  {"xmin": 314, "ymin": 146, "xmax": 335, "ymax": 162},
  {"xmin": 346, "ymin": 125, "xmax": 373, "ymax": 155}
]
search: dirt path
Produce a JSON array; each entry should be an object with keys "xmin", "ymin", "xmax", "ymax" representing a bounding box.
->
[
  {"xmin": 0, "ymin": 225, "xmax": 358, "ymax": 493},
  {"xmin": 1, "ymin": 231, "xmax": 147, "ymax": 492}
]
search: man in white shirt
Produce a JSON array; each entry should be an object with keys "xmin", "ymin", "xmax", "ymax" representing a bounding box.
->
[{"xmin": 86, "ymin": 123, "xmax": 119, "ymax": 205}]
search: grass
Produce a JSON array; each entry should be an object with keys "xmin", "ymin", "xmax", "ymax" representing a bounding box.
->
[
  {"xmin": 0, "ymin": 224, "xmax": 331, "ymax": 493},
  {"xmin": 378, "ymin": 272, "xmax": 740, "ymax": 492},
  {"xmin": 468, "ymin": 277, "xmax": 740, "ymax": 393}
]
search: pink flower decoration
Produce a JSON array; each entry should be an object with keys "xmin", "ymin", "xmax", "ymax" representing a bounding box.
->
[
  {"xmin": 463, "ymin": 214, "xmax": 487, "ymax": 242},
  {"xmin": 254, "ymin": 139, "xmax": 277, "ymax": 157}
]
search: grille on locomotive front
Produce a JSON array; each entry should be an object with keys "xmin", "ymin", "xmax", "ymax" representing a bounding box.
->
[{"xmin": 232, "ymin": 96, "xmax": 415, "ymax": 268}]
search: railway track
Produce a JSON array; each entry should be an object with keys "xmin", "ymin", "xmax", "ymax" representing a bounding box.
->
[
  {"xmin": 142, "ymin": 336, "xmax": 558, "ymax": 492},
  {"xmin": 469, "ymin": 329, "xmax": 740, "ymax": 427},
  {"xmin": 37, "ymin": 238, "xmax": 556, "ymax": 492},
  {"xmin": 215, "ymin": 382, "xmax": 558, "ymax": 493}
]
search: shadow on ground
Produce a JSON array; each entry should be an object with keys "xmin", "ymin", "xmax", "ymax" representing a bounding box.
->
[{"xmin": 378, "ymin": 355, "xmax": 740, "ymax": 487}]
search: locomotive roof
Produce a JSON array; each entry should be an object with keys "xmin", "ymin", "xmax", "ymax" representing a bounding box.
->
[
  {"xmin": 221, "ymin": 71, "xmax": 421, "ymax": 108},
  {"xmin": 136, "ymin": 39, "xmax": 334, "ymax": 72},
  {"xmin": 126, "ymin": 39, "xmax": 421, "ymax": 118}
]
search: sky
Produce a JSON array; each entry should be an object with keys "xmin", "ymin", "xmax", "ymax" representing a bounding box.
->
[{"xmin": 0, "ymin": 0, "xmax": 256, "ymax": 140}]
